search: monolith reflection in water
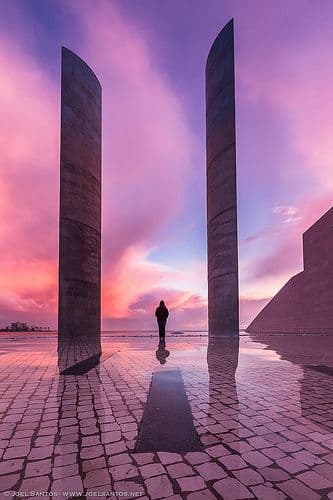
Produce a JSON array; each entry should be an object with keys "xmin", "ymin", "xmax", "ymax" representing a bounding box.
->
[{"xmin": 207, "ymin": 336, "xmax": 239, "ymax": 413}]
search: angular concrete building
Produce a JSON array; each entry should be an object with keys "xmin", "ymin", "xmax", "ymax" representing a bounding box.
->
[
  {"xmin": 206, "ymin": 19, "xmax": 239, "ymax": 335},
  {"xmin": 58, "ymin": 47, "xmax": 102, "ymax": 374},
  {"xmin": 247, "ymin": 207, "xmax": 333, "ymax": 334}
]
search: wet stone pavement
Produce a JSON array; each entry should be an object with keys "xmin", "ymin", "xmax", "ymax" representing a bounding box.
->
[{"xmin": 0, "ymin": 333, "xmax": 333, "ymax": 499}]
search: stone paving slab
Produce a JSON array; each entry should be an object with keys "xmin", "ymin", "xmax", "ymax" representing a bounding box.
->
[{"xmin": 0, "ymin": 333, "xmax": 332, "ymax": 499}]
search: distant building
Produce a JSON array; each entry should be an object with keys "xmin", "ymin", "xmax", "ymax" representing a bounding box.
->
[
  {"xmin": 11, "ymin": 322, "xmax": 28, "ymax": 331},
  {"xmin": 0, "ymin": 322, "xmax": 51, "ymax": 332}
]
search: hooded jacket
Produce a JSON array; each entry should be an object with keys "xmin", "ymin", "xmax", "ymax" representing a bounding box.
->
[{"xmin": 155, "ymin": 303, "xmax": 169, "ymax": 321}]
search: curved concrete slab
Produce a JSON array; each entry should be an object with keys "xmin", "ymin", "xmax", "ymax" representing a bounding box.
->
[
  {"xmin": 58, "ymin": 47, "xmax": 102, "ymax": 373},
  {"xmin": 206, "ymin": 20, "xmax": 239, "ymax": 335}
]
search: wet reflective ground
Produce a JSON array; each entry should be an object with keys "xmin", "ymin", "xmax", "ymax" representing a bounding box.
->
[{"xmin": 0, "ymin": 333, "xmax": 333, "ymax": 499}]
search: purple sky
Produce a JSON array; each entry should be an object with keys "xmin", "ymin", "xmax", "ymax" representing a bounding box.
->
[{"xmin": 0, "ymin": 0, "xmax": 332, "ymax": 329}]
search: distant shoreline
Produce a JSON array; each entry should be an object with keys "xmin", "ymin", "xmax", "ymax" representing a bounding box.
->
[{"xmin": 0, "ymin": 330, "xmax": 331, "ymax": 341}]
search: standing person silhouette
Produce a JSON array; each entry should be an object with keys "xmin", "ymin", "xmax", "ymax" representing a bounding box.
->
[{"xmin": 155, "ymin": 300, "xmax": 169, "ymax": 342}]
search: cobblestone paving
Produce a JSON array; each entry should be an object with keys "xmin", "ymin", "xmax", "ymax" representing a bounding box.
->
[{"xmin": 0, "ymin": 333, "xmax": 333, "ymax": 499}]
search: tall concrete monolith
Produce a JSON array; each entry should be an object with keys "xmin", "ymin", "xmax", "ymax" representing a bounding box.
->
[
  {"xmin": 58, "ymin": 47, "xmax": 102, "ymax": 374},
  {"xmin": 206, "ymin": 19, "xmax": 239, "ymax": 335}
]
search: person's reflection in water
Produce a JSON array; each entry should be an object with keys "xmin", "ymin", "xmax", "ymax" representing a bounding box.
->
[{"xmin": 156, "ymin": 340, "xmax": 170, "ymax": 364}]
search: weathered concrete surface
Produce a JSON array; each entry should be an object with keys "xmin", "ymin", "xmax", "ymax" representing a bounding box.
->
[
  {"xmin": 206, "ymin": 19, "xmax": 239, "ymax": 335},
  {"xmin": 247, "ymin": 207, "xmax": 333, "ymax": 334},
  {"xmin": 58, "ymin": 47, "xmax": 102, "ymax": 372}
]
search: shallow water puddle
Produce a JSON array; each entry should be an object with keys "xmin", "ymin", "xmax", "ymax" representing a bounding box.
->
[{"xmin": 135, "ymin": 368, "xmax": 202, "ymax": 453}]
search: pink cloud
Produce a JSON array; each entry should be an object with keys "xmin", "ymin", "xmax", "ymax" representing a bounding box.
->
[
  {"xmin": 104, "ymin": 284, "xmax": 207, "ymax": 331},
  {"xmin": 64, "ymin": 0, "xmax": 204, "ymax": 328},
  {"xmin": 272, "ymin": 204, "xmax": 301, "ymax": 223},
  {"xmin": 242, "ymin": 194, "xmax": 332, "ymax": 298},
  {"xmin": 5, "ymin": 1, "xmax": 332, "ymax": 331},
  {"xmin": 236, "ymin": 12, "xmax": 333, "ymax": 325},
  {"xmin": 101, "ymin": 243, "xmax": 207, "ymax": 329},
  {"xmin": 66, "ymin": 0, "xmax": 195, "ymax": 261},
  {"xmin": 239, "ymin": 297, "xmax": 270, "ymax": 330},
  {"xmin": 0, "ymin": 34, "xmax": 58, "ymax": 327},
  {"xmin": 0, "ymin": 1, "xmax": 204, "ymax": 330},
  {"xmin": 239, "ymin": 21, "xmax": 333, "ymax": 192}
]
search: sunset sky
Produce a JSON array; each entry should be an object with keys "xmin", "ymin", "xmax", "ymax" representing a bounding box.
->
[{"xmin": 0, "ymin": 0, "xmax": 332, "ymax": 330}]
